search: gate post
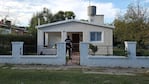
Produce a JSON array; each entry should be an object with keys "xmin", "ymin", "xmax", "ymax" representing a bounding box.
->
[
  {"xmin": 124, "ymin": 41, "xmax": 137, "ymax": 59},
  {"xmin": 11, "ymin": 42, "xmax": 24, "ymax": 63},
  {"xmin": 80, "ymin": 42, "xmax": 89, "ymax": 66},
  {"xmin": 57, "ymin": 42, "xmax": 66, "ymax": 65}
]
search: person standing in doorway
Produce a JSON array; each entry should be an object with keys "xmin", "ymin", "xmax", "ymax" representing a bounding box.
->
[{"xmin": 65, "ymin": 35, "xmax": 72, "ymax": 59}]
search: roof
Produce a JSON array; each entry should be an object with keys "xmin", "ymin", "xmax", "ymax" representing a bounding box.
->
[
  {"xmin": 12, "ymin": 26, "xmax": 26, "ymax": 31},
  {"xmin": 37, "ymin": 19, "xmax": 115, "ymax": 29},
  {"xmin": 0, "ymin": 24, "xmax": 10, "ymax": 29}
]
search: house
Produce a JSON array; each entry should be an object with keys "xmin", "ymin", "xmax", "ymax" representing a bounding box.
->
[
  {"xmin": 0, "ymin": 20, "xmax": 11, "ymax": 34},
  {"xmin": 11, "ymin": 26, "xmax": 28, "ymax": 35},
  {"xmin": 37, "ymin": 6, "xmax": 114, "ymax": 55},
  {"xmin": 0, "ymin": 19, "xmax": 27, "ymax": 35}
]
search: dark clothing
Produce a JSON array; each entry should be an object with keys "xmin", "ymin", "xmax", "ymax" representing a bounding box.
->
[
  {"xmin": 65, "ymin": 38, "xmax": 72, "ymax": 59},
  {"xmin": 66, "ymin": 47, "xmax": 71, "ymax": 59}
]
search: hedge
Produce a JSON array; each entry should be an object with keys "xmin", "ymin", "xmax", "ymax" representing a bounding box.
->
[{"xmin": 0, "ymin": 34, "xmax": 37, "ymax": 54}]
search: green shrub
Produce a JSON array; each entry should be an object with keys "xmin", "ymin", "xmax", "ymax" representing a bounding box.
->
[
  {"xmin": 113, "ymin": 48, "xmax": 127, "ymax": 56},
  {"xmin": 137, "ymin": 49, "xmax": 149, "ymax": 56},
  {"xmin": 0, "ymin": 34, "xmax": 37, "ymax": 54},
  {"xmin": 89, "ymin": 44, "xmax": 98, "ymax": 55}
]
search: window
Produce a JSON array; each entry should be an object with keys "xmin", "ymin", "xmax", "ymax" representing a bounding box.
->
[{"xmin": 90, "ymin": 32, "xmax": 102, "ymax": 41}]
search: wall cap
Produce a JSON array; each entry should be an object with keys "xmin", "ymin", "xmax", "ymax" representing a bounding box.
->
[
  {"xmin": 80, "ymin": 42, "xmax": 89, "ymax": 44},
  {"xmin": 124, "ymin": 41, "xmax": 137, "ymax": 44},
  {"xmin": 11, "ymin": 42, "xmax": 24, "ymax": 45}
]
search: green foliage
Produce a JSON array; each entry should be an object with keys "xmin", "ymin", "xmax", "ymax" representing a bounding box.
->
[
  {"xmin": 137, "ymin": 49, "xmax": 149, "ymax": 56},
  {"xmin": 89, "ymin": 44, "xmax": 98, "ymax": 55},
  {"xmin": 52, "ymin": 11, "xmax": 75, "ymax": 22},
  {"xmin": 0, "ymin": 69, "xmax": 149, "ymax": 84},
  {"xmin": 52, "ymin": 11, "xmax": 65, "ymax": 22},
  {"xmin": 28, "ymin": 8, "xmax": 76, "ymax": 35},
  {"xmin": 114, "ymin": 1, "xmax": 149, "ymax": 48},
  {"xmin": 113, "ymin": 48, "xmax": 128, "ymax": 56},
  {"xmin": 0, "ymin": 34, "xmax": 37, "ymax": 54},
  {"xmin": 28, "ymin": 8, "xmax": 53, "ymax": 35},
  {"xmin": 64, "ymin": 11, "xmax": 75, "ymax": 19}
]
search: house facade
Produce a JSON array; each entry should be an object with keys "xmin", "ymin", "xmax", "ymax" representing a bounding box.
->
[
  {"xmin": 0, "ymin": 20, "xmax": 11, "ymax": 34},
  {"xmin": 37, "ymin": 6, "xmax": 114, "ymax": 55},
  {"xmin": 0, "ymin": 19, "xmax": 27, "ymax": 35}
]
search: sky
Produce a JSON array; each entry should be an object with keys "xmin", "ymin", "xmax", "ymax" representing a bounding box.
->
[{"xmin": 0, "ymin": 0, "xmax": 149, "ymax": 26}]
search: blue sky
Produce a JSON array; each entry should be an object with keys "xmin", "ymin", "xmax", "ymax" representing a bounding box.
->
[{"xmin": 0, "ymin": 0, "xmax": 148, "ymax": 26}]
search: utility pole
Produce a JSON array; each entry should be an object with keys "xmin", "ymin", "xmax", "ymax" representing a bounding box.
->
[
  {"xmin": 89, "ymin": 0, "xmax": 90, "ymax": 6},
  {"xmin": 89, "ymin": 0, "xmax": 92, "ymax": 6}
]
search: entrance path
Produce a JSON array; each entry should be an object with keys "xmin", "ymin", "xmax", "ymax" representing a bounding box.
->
[{"xmin": 67, "ymin": 52, "xmax": 80, "ymax": 65}]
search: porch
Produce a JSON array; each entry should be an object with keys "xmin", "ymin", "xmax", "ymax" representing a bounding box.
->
[{"xmin": 38, "ymin": 31, "xmax": 83, "ymax": 54}]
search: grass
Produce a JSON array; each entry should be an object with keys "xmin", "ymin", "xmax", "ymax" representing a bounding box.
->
[{"xmin": 0, "ymin": 68, "xmax": 149, "ymax": 84}]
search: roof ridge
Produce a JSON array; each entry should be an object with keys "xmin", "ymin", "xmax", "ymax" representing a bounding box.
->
[{"xmin": 37, "ymin": 20, "xmax": 114, "ymax": 29}]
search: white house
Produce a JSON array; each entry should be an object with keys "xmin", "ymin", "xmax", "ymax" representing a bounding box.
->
[{"xmin": 37, "ymin": 6, "xmax": 114, "ymax": 55}]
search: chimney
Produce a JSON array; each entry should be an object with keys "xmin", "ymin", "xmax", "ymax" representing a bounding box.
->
[{"xmin": 88, "ymin": 6, "xmax": 104, "ymax": 25}]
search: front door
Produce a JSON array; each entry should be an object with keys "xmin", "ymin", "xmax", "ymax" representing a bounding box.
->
[{"xmin": 72, "ymin": 34, "xmax": 79, "ymax": 52}]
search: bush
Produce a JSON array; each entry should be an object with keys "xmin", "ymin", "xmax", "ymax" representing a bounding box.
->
[
  {"xmin": 137, "ymin": 49, "xmax": 149, "ymax": 56},
  {"xmin": 89, "ymin": 44, "xmax": 98, "ymax": 55},
  {"xmin": 113, "ymin": 48, "xmax": 126, "ymax": 56},
  {"xmin": 0, "ymin": 34, "xmax": 37, "ymax": 54}
]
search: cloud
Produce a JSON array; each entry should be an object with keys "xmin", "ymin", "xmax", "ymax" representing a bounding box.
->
[
  {"xmin": 93, "ymin": 2, "xmax": 120, "ymax": 23},
  {"xmin": 0, "ymin": 0, "xmax": 120, "ymax": 26},
  {"xmin": 145, "ymin": 0, "xmax": 149, "ymax": 2}
]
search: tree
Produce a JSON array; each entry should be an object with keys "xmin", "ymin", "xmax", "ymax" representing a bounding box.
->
[
  {"xmin": 28, "ymin": 8, "xmax": 76, "ymax": 35},
  {"xmin": 28, "ymin": 8, "xmax": 53, "ymax": 35},
  {"xmin": 64, "ymin": 11, "xmax": 75, "ymax": 19},
  {"xmin": 114, "ymin": 1, "xmax": 149, "ymax": 48},
  {"xmin": 52, "ymin": 11, "xmax": 65, "ymax": 22},
  {"xmin": 52, "ymin": 11, "xmax": 75, "ymax": 22}
]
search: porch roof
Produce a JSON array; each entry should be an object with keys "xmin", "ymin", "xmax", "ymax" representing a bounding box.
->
[{"xmin": 36, "ymin": 20, "xmax": 115, "ymax": 29}]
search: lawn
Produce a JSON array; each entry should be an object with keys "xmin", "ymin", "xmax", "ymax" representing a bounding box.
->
[{"xmin": 0, "ymin": 68, "xmax": 149, "ymax": 84}]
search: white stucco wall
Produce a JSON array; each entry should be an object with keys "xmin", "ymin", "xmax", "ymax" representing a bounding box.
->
[
  {"xmin": 48, "ymin": 32, "xmax": 61, "ymax": 48},
  {"xmin": 37, "ymin": 22, "xmax": 113, "ymax": 54},
  {"xmin": 80, "ymin": 42, "xmax": 149, "ymax": 68},
  {"xmin": 89, "ymin": 15, "xmax": 104, "ymax": 25},
  {"xmin": 38, "ymin": 22, "xmax": 113, "ymax": 44},
  {"xmin": 37, "ymin": 30, "xmax": 44, "ymax": 46},
  {"xmin": 0, "ymin": 41, "xmax": 149, "ymax": 68},
  {"xmin": 0, "ymin": 42, "xmax": 66, "ymax": 65}
]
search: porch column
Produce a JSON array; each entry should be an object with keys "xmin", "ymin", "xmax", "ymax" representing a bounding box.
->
[
  {"xmin": 61, "ymin": 31, "xmax": 67, "ymax": 42},
  {"xmin": 43, "ymin": 32, "xmax": 49, "ymax": 46},
  {"xmin": 45, "ymin": 32, "xmax": 48, "ymax": 46}
]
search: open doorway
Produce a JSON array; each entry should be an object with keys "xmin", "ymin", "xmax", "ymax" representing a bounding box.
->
[
  {"xmin": 67, "ymin": 32, "xmax": 83, "ymax": 52},
  {"xmin": 66, "ymin": 32, "xmax": 83, "ymax": 65},
  {"xmin": 72, "ymin": 34, "xmax": 80, "ymax": 52}
]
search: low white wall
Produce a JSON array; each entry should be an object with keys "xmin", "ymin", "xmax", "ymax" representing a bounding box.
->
[
  {"xmin": 0, "ymin": 42, "xmax": 66, "ymax": 65},
  {"xmin": 1, "ymin": 41, "xmax": 149, "ymax": 68},
  {"xmin": 80, "ymin": 42, "xmax": 149, "ymax": 68}
]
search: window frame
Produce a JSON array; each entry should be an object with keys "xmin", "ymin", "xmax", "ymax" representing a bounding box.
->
[{"xmin": 89, "ymin": 31, "xmax": 104, "ymax": 43}]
